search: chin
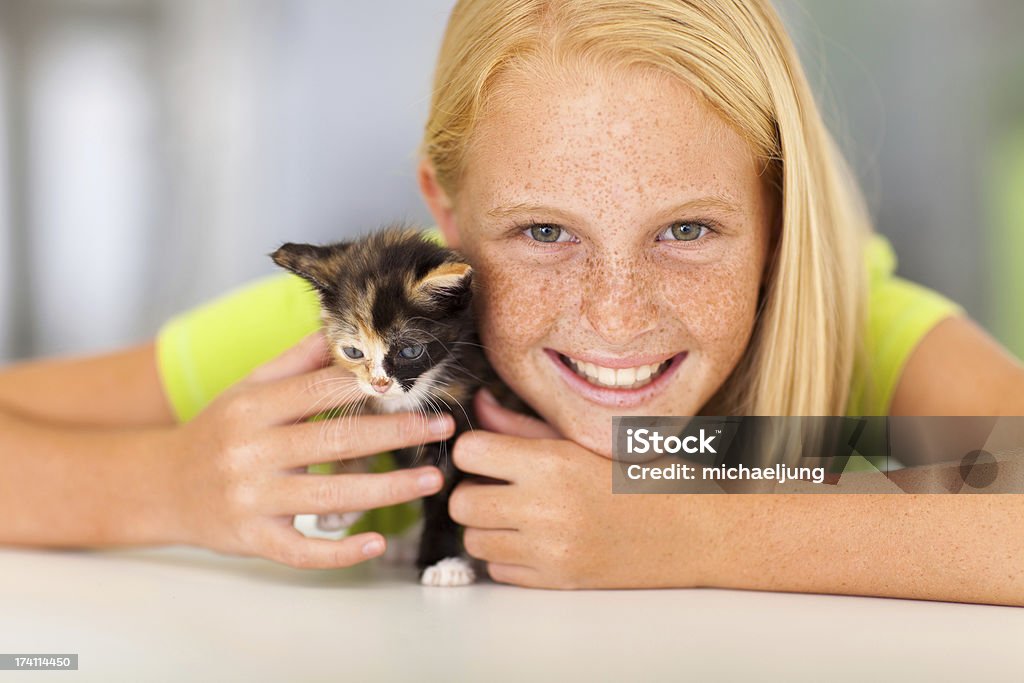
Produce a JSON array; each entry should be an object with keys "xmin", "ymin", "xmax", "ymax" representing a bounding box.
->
[
  {"xmin": 544, "ymin": 401, "xmax": 691, "ymax": 459},
  {"xmin": 567, "ymin": 420, "xmax": 616, "ymax": 458},
  {"xmin": 524, "ymin": 401, "xmax": 616, "ymax": 458}
]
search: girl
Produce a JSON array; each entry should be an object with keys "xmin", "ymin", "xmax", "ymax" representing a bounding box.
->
[{"xmin": 1, "ymin": 0, "xmax": 1022, "ymax": 604}]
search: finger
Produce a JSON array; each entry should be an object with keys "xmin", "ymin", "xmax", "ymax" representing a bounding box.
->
[
  {"xmin": 246, "ymin": 330, "xmax": 332, "ymax": 384},
  {"xmin": 230, "ymin": 362, "xmax": 365, "ymax": 425},
  {"xmin": 271, "ymin": 466, "xmax": 445, "ymax": 515},
  {"xmin": 475, "ymin": 388, "xmax": 560, "ymax": 439},
  {"xmin": 452, "ymin": 430, "xmax": 530, "ymax": 481},
  {"xmin": 448, "ymin": 479, "xmax": 517, "ymax": 529},
  {"xmin": 266, "ymin": 526, "xmax": 388, "ymax": 569},
  {"xmin": 462, "ymin": 528, "xmax": 523, "ymax": 564},
  {"xmin": 265, "ymin": 412, "xmax": 455, "ymax": 468},
  {"xmin": 486, "ymin": 562, "xmax": 542, "ymax": 587}
]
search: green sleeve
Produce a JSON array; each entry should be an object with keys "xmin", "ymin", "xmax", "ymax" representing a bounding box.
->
[
  {"xmin": 847, "ymin": 235, "xmax": 964, "ymax": 416},
  {"xmin": 155, "ymin": 273, "xmax": 323, "ymax": 423}
]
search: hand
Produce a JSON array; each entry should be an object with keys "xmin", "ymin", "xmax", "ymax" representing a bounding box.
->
[
  {"xmin": 450, "ymin": 390, "xmax": 707, "ymax": 588},
  {"xmin": 165, "ymin": 331, "xmax": 453, "ymax": 569}
]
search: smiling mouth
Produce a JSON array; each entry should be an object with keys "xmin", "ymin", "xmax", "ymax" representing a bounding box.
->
[{"xmin": 557, "ymin": 353, "xmax": 673, "ymax": 390}]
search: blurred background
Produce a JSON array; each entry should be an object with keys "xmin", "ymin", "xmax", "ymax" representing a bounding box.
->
[{"xmin": 0, "ymin": 0, "xmax": 1021, "ymax": 362}]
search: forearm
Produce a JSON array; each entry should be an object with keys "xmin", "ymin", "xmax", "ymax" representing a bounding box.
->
[
  {"xmin": 0, "ymin": 408, "xmax": 184, "ymax": 549},
  {"xmin": 696, "ymin": 494, "xmax": 1024, "ymax": 606},
  {"xmin": 0, "ymin": 341, "xmax": 176, "ymax": 427}
]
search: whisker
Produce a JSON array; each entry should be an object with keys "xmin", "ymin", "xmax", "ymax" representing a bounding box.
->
[
  {"xmin": 397, "ymin": 384, "xmax": 446, "ymax": 469},
  {"xmin": 450, "ymin": 340, "xmax": 491, "ymax": 352},
  {"xmin": 419, "ymin": 393, "xmax": 450, "ymax": 469},
  {"xmin": 291, "ymin": 376, "xmax": 363, "ymax": 427},
  {"xmin": 415, "ymin": 377, "xmax": 474, "ymax": 432},
  {"xmin": 313, "ymin": 384, "xmax": 365, "ymax": 465}
]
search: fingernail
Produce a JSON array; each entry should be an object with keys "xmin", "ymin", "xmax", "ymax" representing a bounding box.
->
[
  {"xmin": 428, "ymin": 414, "xmax": 453, "ymax": 435},
  {"xmin": 362, "ymin": 538, "xmax": 384, "ymax": 557},
  {"xmin": 418, "ymin": 469, "xmax": 443, "ymax": 493},
  {"xmin": 479, "ymin": 387, "xmax": 498, "ymax": 405}
]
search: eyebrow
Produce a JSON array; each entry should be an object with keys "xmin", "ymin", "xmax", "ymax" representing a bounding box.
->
[{"xmin": 486, "ymin": 195, "xmax": 744, "ymax": 222}]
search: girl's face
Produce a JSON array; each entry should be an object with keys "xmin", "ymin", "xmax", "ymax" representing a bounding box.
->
[{"xmin": 422, "ymin": 64, "xmax": 773, "ymax": 456}]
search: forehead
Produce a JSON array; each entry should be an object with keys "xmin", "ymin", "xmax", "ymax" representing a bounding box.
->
[{"xmin": 461, "ymin": 63, "xmax": 762, "ymax": 218}]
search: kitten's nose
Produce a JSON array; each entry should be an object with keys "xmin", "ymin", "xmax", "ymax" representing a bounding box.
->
[{"xmin": 370, "ymin": 378, "xmax": 393, "ymax": 393}]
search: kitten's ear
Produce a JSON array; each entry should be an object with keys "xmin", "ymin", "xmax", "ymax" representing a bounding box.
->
[
  {"xmin": 270, "ymin": 242, "xmax": 347, "ymax": 293},
  {"xmin": 415, "ymin": 261, "xmax": 473, "ymax": 309}
]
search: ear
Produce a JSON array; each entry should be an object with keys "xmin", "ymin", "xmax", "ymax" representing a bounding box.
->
[
  {"xmin": 414, "ymin": 261, "xmax": 473, "ymax": 310},
  {"xmin": 417, "ymin": 157, "xmax": 459, "ymax": 248},
  {"xmin": 270, "ymin": 242, "xmax": 347, "ymax": 293}
]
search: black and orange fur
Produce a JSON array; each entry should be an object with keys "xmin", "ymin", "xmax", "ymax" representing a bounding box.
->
[{"xmin": 271, "ymin": 226, "xmax": 497, "ymax": 578}]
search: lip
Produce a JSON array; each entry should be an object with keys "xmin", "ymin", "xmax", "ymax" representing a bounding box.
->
[
  {"xmin": 552, "ymin": 349, "xmax": 680, "ymax": 369},
  {"xmin": 544, "ymin": 348, "xmax": 687, "ymax": 408}
]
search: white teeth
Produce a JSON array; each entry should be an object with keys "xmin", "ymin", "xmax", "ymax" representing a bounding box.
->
[{"xmin": 562, "ymin": 355, "xmax": 671, "ymax": 389}]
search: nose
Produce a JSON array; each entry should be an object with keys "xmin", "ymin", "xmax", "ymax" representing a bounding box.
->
[
  {"xmin": 581, "ymin": 261, "xmax": 658, "ymax": 346},
  {"xmin": 370, "ymin": 377, "xmax": 393, "ymax": 393}
]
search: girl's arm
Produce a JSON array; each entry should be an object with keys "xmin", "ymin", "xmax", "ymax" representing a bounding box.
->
[
  {"xmin": 452, "ymin": 426, "xmax": 1024, "ymax": 604},
  {"xmin": 0, "ymin": 408, "xmax": 185, "ymax": 547},
  {"xmin": 0, "ymin": 341, "xmax": 177, "ymax": 427},
  {"xmin": 0, "ymin": 333, "xmax": 452, "ymax": 565},
  {"xmin": 0, "ymin": 342, "xmax": 184, "ymax": 546},
  {"xmin": 698, "ymin": 492, "xmax": 1024, "ymax": 605},
  {"xmin": 703, "ymin": 318, "xmax": 1024, "ymax": 605},
  {"xmin": 890, "ymin": 316, "xmax": 1024, "ymax": 417}
]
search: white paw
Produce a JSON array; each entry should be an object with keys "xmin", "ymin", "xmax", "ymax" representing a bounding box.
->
[
  {"xmin": 316, "ymin": 511, "xmax": 363, "ymax": 532},
  {"xmin": 420, "ymin": 557, "xmax": 476, "ymax": 587}
]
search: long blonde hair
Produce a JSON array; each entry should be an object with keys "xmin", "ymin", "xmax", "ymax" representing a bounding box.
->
[{"xmin": 420, "ymin": 0, "xmax": 872, "ymax": 416}]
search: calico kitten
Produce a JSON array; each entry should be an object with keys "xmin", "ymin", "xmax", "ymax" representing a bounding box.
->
[{"xmin": 271, "ymin": 226, "xmax": 492, "ymax": 587}]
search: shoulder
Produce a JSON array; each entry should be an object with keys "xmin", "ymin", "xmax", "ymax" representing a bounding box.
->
[
  {"xmin": 855, "ymin": 235, "xmax": 1024, "ymax": 415},
  {"xmin": 890, "ymin": 316, "xmax": 1024, "ymax": 416},
  {"xmin": 850, "ymin": 235, "xmax": 964, "ymax": 415},
  {"xmin": 156, "ymin": 273, "xmax": 322, "ymax": 422}
]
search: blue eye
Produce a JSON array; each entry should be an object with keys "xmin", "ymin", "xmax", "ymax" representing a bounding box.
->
[
  {"xmin": 525, "ymin": 224, "xmax": 574, "ymax": 243},
  {"xmin": 399, "ymin": 344, "xmax": 425, "ymax": 359},
  {"xmin": 342, "ymin": 347, "xmax": 364, "ymax": 359},
  {"xmin": 659, "ymin": 222, "xmax": 709, "ymax": 242}
]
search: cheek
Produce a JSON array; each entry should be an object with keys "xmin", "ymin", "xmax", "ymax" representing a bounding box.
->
[
  {"xmin": 332, "ymin": 354, "xmax": 366, "ymax": 377},
  {"xmin": 668, "ymin": 258, "xmax": 762, "ymax": 368},
  {"xmin": 473, "ymin": 252, "xmax": 566, "ymax": 353}
]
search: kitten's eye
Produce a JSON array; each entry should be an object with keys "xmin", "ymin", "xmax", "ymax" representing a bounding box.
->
[
  {"xmin": 399, "ymin": 344, "xmax": 425, "ymax": 360},
  {"xmin": 342, "ymin": 346, "xmax": 364, "ymax": 360},
  {"xmin": 658, "ymin": 221, "xmax": 709, "ymax": 242},
  {"xmin": 525, "ymin": 224, "xmax": 573, "ymax": 243}
]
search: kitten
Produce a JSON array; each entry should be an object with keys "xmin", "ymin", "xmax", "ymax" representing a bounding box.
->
[{"xmin": 271, "ymin": 226, "xmax": 493, "ymax": 587}]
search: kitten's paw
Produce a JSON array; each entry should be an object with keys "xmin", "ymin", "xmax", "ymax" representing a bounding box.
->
[
  {"xmin": 420, "ymin": 556, "xmax": 476, "ymax": 587},
  {"xmin": 316, "ymin": 511, "xmax": 363, "ymax": 532}
]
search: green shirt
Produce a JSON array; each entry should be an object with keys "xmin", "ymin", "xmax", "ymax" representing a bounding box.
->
[{"xmin": 155, "ymin": 232, "xmax": 961, "ymax": 530}]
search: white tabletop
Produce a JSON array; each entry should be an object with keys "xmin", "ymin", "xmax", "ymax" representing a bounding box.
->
[{"xmin": 1, "ymin": 545, "xmax": 1021, "ymax": 682}]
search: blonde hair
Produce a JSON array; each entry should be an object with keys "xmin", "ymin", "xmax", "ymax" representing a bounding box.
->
[{"xmin": 420, "ymin": 0, "xmax": 872, "ymax": 416}]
